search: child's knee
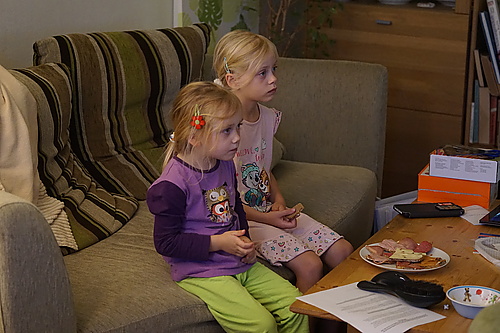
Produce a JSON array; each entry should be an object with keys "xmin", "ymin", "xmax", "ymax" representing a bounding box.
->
[
  {"xmin": 337, "ymin": 239, "xmax": 354, "ymax": 257},
  {"xmin": 279, "ymin": 311, "xmax": 309, "ymax": 333},
  {"xmin": 296, "ymin": 252, "xmax": 323, "ymax": 276},
  {"xmin": 249, "ymin": 310, "xmax": 278, "ymax": 332},
  {"xmin": 249, "ymin": 311, "xmax": 308, "ymax": 333},
  {"xmin": 303, "ymin": 252, "xmax": 323, "ymax": 275},
  {"xmin": 329, "ymin": 239, "xmax": 352, "ymax": 256},
  {"xmin": 218, "ymin": 307, "xmax": 277, "ymax": 332},
  {"xmin": 323, "ymin": 239, "xmax": 353, "ymax": 268}
]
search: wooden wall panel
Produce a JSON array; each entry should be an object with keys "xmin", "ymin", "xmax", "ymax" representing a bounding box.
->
[
  {"xmin": 382, "ymin": 107, "xmax": 463, "ymax": 197},
  {"xmin": 308, "ymin": 0, "xmax": 473, "ymax": 197}
]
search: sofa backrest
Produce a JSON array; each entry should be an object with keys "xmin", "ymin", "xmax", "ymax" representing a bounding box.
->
[
  {"xmin": 203, "ymin": 55, "xmax": 387, "ymax": 195},
  {"xmin": 33, "ymin": 24, "xmax": 211, "ymax": 200},
  {"xmin": 258, "ymin": 57, "xmax": 387, "ymax": 195}
]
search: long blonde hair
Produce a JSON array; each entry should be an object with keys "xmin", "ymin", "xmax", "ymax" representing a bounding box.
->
[
  {"xmin": 213, "ymin": 30, "xmax": 278, "ymax": 87},
  {"xmin": 163, "ymin": 81, "xmax": 242, "ymax": 169}
]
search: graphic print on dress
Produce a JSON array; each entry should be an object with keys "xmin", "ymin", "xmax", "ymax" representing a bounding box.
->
[
  {"xmin": 203, "ymin": 183, "xmax": 235, "ymax": 227},
  {"xmin": 240, "ymin": 162, "xmax": 271, "ymax": 212}
]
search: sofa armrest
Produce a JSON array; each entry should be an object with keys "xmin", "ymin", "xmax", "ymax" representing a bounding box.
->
[
  {"xmin": 267, "ymin": 57, "xmax": 387, "ymax": 195},
  {"xmin": 0, "ymin": 191, "xmax": 76, "ymax": 332}
]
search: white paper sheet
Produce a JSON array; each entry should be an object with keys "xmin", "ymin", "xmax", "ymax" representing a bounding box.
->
[
  {"xmin": 297, "ymin": 283, "xmax": 445, "ymax": 333},
  {"xmin": 462, "ymin": 205, "xmax": 489, "ymax": 225}
]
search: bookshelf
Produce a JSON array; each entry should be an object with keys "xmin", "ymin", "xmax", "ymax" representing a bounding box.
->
[
  {"xmin": 307, "ymin": 0, "xmax": 478, "ymax": 198},
  {"xmin": 467, "ymin": 0, "xmax": 500, "ymax": 149}
]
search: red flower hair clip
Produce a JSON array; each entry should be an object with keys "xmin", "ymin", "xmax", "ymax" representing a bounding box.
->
[{"xmin": 190, "ymin": 104, "xmax": 205, "ymax": 129}]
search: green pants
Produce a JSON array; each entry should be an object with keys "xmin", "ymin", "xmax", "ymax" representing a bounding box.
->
[{"xmin": 177, "ymin": 262, "xmax": 309, "ymax": 333}]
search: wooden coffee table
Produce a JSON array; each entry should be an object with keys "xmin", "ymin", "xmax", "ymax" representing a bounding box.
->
[{"xmin": 291, "ymin": 213, "xmax": 500, "ymax": 332}]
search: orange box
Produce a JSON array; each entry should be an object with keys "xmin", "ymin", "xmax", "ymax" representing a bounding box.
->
[{"xmin": 418, "ymin": 165, "xmax": 498, "ymax": 209}]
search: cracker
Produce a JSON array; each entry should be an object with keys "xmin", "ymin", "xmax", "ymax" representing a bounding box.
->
[{"xmin": 285, "ymin": 203, "xmax": 304, "ymax": 220}]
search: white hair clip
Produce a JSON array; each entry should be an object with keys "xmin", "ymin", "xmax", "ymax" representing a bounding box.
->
[
  {"xmin": 213, "ymin": 78, "xmax": 223, "ymax": 86},
  {"xmin": 169, "ymin": 132, "xmax": 175, "ymax": 143}
]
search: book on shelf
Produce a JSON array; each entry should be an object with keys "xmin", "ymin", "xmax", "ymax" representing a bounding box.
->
[
  {"xmin": 470, "ymin": 80, "xmax": 480, "ymax": 144},
  {"xmin": 487, "ymin": 0, "xmax": 500, "ymax": 58},
  {"xmin": 479, "ymin": 86, "xmax": 491, "ymax": 145},
  {"xmin": 471, "ymin": 58, "xmax": 500, "ymax": 145},
  {"xmin": 471, "ymin": 80, "xmax": 480, "ymax": 143},
  {"xmin": 497, "ymin": 96, "xmax": 500, "ymax": 147},
  {"xmin": 471, "ymin": 84, "xmax": 500, "ymax": 146},
  {"xmin": 480, "ymin": 11, "xmax": 500, "ymax": 84},
  {"xmin": 490, "ymin": 94, "xmax": 498, "ymax": 145},
  {"xmin": 480, "ymin": 53, "xmax": 500, "ymax": 95},
  {"xmin": 474, "ymin": 49, "xmax": 486, "ymax": 87}
]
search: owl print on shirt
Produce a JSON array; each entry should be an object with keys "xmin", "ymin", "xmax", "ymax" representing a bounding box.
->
[{"xmin": 203, "ymin": 183, "xmax": 234, "ymax": 224}]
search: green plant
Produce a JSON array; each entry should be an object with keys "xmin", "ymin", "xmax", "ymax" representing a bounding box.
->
[
  {"xmin": 263, "ymin": 0, "xmax": 340, "ymax": 57},
  {"xmin": 192, "ymin": 0, "xmax": 258, "ymax": 53},
  {"xmin": 197, "ymin": 0, "xmax": 223, "ymax": 30}
]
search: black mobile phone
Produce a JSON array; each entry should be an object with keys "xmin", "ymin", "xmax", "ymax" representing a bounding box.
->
[{"xmin": 393, "ymin": 202, "xmax": 464, "ymax": 219}]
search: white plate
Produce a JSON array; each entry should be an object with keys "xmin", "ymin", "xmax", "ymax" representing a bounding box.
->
[{"xmin": 359, "ymin": 243, "xmax": 450, "ymax": 272}]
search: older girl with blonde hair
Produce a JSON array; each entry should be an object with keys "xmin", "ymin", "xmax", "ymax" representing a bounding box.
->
[{"xmin": 214, "ymin": 30, "xmax": 354, "ymax": 293}]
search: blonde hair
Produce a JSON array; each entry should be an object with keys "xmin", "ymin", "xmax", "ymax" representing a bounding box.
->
[
  {"xmin": 213, "ymin": 30, "xmax": 278, "ymax": 87},
  {"xmin": 163, "ymin": 81, "xmax": 242, "ymax": 169}
]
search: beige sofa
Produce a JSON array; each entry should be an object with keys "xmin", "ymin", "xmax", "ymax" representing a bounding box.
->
[{"xmin": 0, "ymin": 23, "xmax": 387, "ymax": 332}]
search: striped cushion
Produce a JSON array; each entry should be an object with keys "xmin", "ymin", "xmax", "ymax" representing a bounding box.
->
[
  {"xmin": 33, "ymin": 24, "xmax": 211, "ymax": 200},
  {"xmin": 11, "ymin": 64, "xmax": 139, "ymax": 254}
]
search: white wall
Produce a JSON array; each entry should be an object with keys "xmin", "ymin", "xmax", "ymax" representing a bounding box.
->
[{"xmin": 0, "ymin": 0, "xmax": 174, "ymax": 69}]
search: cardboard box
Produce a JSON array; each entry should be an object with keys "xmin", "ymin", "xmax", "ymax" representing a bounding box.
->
[
  {"xmin": 418, "ymin": 165, "xmax": 498, "ymax": 209},
  {"xmin": 429, "ymin": 154, "xmax": 500, "ymax": 183}
]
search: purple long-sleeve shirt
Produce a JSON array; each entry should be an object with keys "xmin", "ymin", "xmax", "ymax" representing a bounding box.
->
[{"xmin": 147, "ymin": 156, "xmax": 251, "ymax": 281}]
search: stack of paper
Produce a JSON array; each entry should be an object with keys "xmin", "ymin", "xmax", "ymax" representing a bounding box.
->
[{"xmin": 297, "ymin": 283, "xmax": 445, "ymax": 333}]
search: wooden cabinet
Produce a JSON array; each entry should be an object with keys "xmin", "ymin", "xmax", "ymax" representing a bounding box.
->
[{"xmin": 308, "ymin": 0, "xmax": 477, "ymax": 197}]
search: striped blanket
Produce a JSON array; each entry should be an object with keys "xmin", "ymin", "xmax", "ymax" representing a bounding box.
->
[{"xmin": 0, "ymin": 64, "xmax": 77, "ymax": 250}]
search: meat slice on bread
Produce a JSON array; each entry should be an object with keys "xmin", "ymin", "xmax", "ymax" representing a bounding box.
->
[{"xmin": 365, "ymin": 238, "xmax": 434, "ymax": 265}]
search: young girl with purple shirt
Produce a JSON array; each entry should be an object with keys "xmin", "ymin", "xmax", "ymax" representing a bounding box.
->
[{"xmin": 147, "ymin": 81, "xmax": 308, "ymax": 332}]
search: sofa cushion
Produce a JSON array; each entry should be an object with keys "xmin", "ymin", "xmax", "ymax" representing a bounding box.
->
[
  {"xmin": 33, "ymin": 24, "xmax": 211, "ymax": 200},
  {"xmin": 64, "ymin": 202, "xmax": 224, "ymax": 333},
  {"xmin": 11, "ymin": 63, "xmax": 139, "ymax": 253}
]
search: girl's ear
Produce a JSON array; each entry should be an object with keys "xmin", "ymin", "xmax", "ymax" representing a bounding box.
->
[
  {"xmin": 188, "ymin": 135, "xmax": 200, "ymax": 147},
  {"xmin": 225, "ymin": 73, "xmax": 238, "ymax": 89}
]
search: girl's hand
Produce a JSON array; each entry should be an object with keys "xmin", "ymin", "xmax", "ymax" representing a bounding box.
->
[
  {"xmin": 264, "ymin": 209, "xmax": 298, "ymax": 229},
  {"xmin": 270, "ymin": 202, "xmax": 286, "ymax": 212},
  {"xmin": 210, "ymin": 230, "xmax": 255, "ymax": 258},
  {"xmin": 240, "ymin": 236, "xmax": 257, "ymax": 264}
]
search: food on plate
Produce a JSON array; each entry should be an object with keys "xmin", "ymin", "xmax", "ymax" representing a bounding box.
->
[
  {"xmin": 395, "ymin": 256, "xmax": 446, "ymax": 270},
  {"xmin": 364, "ymin": 237, "xmax": 447, "ymax": 270},
  {"xmin": 414, "ymin": 240, "xmax": 433, "ymax": 253},
  {"xmin": 389, "ymin": 248, "xmax": 424, "ymax": 261},
  {"xmin": 397, "ymin": 237, "xmax": 418, "ymax": 250}
]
